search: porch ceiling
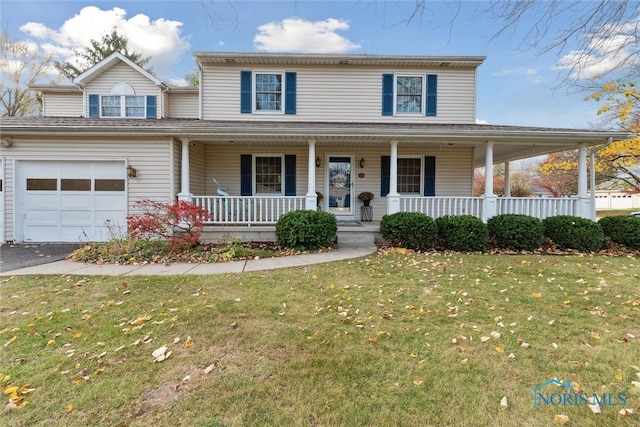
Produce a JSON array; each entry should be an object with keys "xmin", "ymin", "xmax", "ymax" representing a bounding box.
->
[{"xmin": 1, "ymin": 117, "xmax": 632, "ymax": 166}]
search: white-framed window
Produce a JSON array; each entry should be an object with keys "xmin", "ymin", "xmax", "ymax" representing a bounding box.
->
[
  {"xmin": 395, "ymin": 75, "xmax": 423, "ymax": 114},
  {"xmin": 397, "ymin": 157, "xmax": 422, "ymax": 194},
  {"xmin": 101, "ymin": 95, "xmax": 146, "ymax": 118},
  {"xmin": 255, "ymin": 73, "xmax": 283, "ymax": 112},
  {"xmin": 254, "ymin": 155, "xmax": 283, "ymax": 194}
]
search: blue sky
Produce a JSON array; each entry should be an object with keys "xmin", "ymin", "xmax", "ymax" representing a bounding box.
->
[{"xmin": 0, "ymin": 0, "xmax": 625, "ymax": 128}]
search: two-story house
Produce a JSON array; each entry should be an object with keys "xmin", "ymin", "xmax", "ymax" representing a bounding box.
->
[{"xmin": 0, "ymin": 51, "xmax": 632, "ymax": 243}]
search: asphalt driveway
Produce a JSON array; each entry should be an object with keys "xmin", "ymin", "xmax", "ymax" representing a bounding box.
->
[{"xmin": 0, "ymin": 243, "xmax": 82, "ymax": 273}]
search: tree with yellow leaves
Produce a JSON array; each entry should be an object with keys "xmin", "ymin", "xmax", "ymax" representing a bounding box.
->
[{"xmin": 587, "ymin": 80, "xmax": 640, "ymax": 192}]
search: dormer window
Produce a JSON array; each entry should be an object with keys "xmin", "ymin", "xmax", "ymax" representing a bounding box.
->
[{"xmin": 88, "ymin": 83, "xmax": 157, "ymax": 119}]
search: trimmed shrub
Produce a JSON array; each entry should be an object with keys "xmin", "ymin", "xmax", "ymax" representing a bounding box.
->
[
  {"xmin": 276, "ymin": 210, "xmax": 337, "ymax": 250},
  {"xmin": 380, "ymin": 212, "xmax": 437, "ymax": 251},
  {"xmin": 487, "ymin": 214, "xmax": 544, "ymax": 251},
  {"xmin": 598, "ymin": 215, "xmax": 640, "ymax": 249},
  {"xmin": 435, "ymin": 215, "xmax": 487, "ymax": 252},
  {"xmin": 542, "ymin": 215, "xmax": 604, "ymax": 252}
]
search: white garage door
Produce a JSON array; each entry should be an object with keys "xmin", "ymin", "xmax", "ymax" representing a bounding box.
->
[{"xmin": 19, "ymin": 161, "xmax": 127, "ymax": 243}]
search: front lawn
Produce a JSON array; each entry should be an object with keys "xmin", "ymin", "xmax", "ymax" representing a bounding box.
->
[{"xmin": 1, "ymin": 250, "xmax": 639, "ymax": 426}]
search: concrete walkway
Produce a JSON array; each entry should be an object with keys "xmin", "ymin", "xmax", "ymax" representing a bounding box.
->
[{"xmin": 0, "ymin": 244, "xmax": 377, "ymax": 277}]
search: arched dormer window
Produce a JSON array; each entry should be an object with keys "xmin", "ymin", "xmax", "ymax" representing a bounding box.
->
[{"xmin": 89, "ymin": 83, "xmax": 157, "ymax": 119}]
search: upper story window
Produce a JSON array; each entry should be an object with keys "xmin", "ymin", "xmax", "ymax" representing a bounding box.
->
[
  {"xmin": 396, "ymin": 76, "xmax": 423, "ymax": 114},
  {"xmin": 382, "ymin": 73, "xmax": 437, "ymax": 117},
  {"xmin": 101, "ymin": 95, "xmax": 146, "ymax": 118},
  {"xmin": 255, "ymin": 74, "xmax": 282, "ymax": 111},
  {"xmin": 241, "ymin": 71, "xmax": 296, "ymax": 114},
  {"xmin": 88, "ymin": 82, "xmax": 157, "ymax": 119}
]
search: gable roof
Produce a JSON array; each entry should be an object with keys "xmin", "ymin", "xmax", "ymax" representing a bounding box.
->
[{"xmin": 73, "ymin": 51, "xmax": 166, "ymax": 88}]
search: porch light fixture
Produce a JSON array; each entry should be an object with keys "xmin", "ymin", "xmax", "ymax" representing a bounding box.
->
[
  {"xmin": 359, "ymin": 158, "xmax": 365, "ymax": 168},
  {"xmin": 316, "ymin": 157, "xmax": 321, "ymax": 168},
  {"xmin": 126, "ymin": 164, "xmax": 138, "ymax": 178},
  {"xmin": 1, "ymin": 138, "xmax": 13, "ymax": 148}
]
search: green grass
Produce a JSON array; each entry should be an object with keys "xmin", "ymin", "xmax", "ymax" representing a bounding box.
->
[
  {"xmin": 1, "ymin": 251, "xmax": 639, "ymax": 426},
  {"xmin": 597, "ymin": 208, "xmax": 639, "ymax": 217}
]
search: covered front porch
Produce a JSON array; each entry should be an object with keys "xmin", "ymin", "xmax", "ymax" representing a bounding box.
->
[{"xmin": 170, "ymin": 122, "xmax": 615, "ymax": 229}]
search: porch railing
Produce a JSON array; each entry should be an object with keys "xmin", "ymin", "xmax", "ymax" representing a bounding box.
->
[
  {"xmin": 192, "ymin": 195, "xmax": 306, "ymax": 225},
  {"xmin": 496, "ymin": 197, "xmax": 577, "ymax": 219},
  {"xmin": 400, "ymin": 197, "xmax": 484, "ymax": 218}
]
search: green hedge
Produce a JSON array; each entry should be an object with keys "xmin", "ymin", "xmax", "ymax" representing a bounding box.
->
[
  {"xmin": 435, "ymin": 215, "xmax": 487, "ymax": 252},
  {"xmin": 276, "ymin": 210, "xmax": 337, "ymax": 250},
  {"xmin": 542, "ymin": 215, "xmax": 603, "ymax": 251},
  {"xmin": 598, "ymin": 215, "xmax": 640, "ymax": 249},
  {"xmin": 487, "ymin": 214, "xmax": 544, "ymax": 251},
  {"xmin": 380, "ymin": 212, "xmax": 437, "ymax": 251}
]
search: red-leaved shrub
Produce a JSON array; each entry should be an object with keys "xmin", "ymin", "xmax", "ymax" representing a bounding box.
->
[{"xmin": 127, "ymin": 200, "xmax": 212, "ymax": 250}]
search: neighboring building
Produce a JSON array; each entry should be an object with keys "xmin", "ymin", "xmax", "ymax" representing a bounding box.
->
[
  {"xmin": 0, "ymin": 51, "xmax": 632, "ymax": 243},
  {"xmin": 594, "ymin": 182, "xmax": 640, "ymax": 210}
]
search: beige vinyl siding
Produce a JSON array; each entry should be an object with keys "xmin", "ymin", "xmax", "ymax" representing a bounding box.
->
[
  {"xmin": 168, "ymin": 92, "xmax": 199, "ymax": 118},
  {"xmin": 189, "ymin": 142, "xmax": 206, "ymax": 195},
  {"xmin": 84, "ymin": 62, "xmax": 162, "ymax": 117},
  {"xmin": 201, "ymin": 64, "xmax": 476, "ymax": 124},
  {"xmin": 2, "ymin": 138, "xmax": 173, "ymax": 242},
  {"xmin": 43, "ymin": 93, "xmax": 83, "ymax": 117}
]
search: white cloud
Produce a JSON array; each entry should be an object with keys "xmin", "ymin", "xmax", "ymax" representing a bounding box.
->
[
  {"xmin": 554, "ymin": 20, "xmax": 639, "ymax": 79},
  {"xmin": 475, "ymin": 119, "xmax": 490, "ymax": 125},
  {"xmin": 19, "ymin": 6, "xmax": 190, "ymax": 79},
  {"xmin": 493, "ymin": 67, "xmax": 544, "ymax": 84},
  {"xmin": 254, "ymin": 17, "xmax": 361, "ymax": 53}
]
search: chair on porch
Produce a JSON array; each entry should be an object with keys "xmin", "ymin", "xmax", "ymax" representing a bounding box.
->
[{"xmin": 213, "ymin": 179, "xmax": 248, "ymax": 221}]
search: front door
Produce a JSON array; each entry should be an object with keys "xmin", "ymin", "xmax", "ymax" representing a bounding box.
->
[{"xmin": 326, "ymin": 155, "xmax": 354, "ymax": 218}]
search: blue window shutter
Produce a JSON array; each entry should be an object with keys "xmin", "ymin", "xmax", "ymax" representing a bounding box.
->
[
  {"xmin": 240, "ymin": 71, "xmax": 252, "ymax": 113},
  {"xmin": 284, "ymin": 72, "xmax": 296, "ymax": 114},
  {"xmin": 240, "ymin": 155, "xmax": 252, "ymax": 196},
  {"xmin": 284, "ymin": 155, "xmax": 296, "ymax": 196},
  {"xmin": 382, "ymin": 74, "xmax": 394, "ymax": 116},
  {"xmin": 146, "ymin": 95, "xmax": 157, "ymax": 119},
  {"xmin": 89, "ymin": 94, "xmax": 99, "ymax": 118},
  {"xmin": 426, "ymin": 74, "xmax": 437, "ymax": 116},
  {"xmin": 424, "ymin": 156, "xmax": 436, "ymax": 196},
  {"xmin": 381, "ymin": 156, "xmax": 391, "ymax": 196}
]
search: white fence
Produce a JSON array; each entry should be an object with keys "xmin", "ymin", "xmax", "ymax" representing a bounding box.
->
[{"xmin": 192, "ymin": 195, "xmax": 306, "ymax": 225}]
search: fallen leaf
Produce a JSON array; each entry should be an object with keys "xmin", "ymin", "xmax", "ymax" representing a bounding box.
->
[
  {"xmin": 588, "ymin": 403, "xmax": 601, "ymax": 414},
  {"xmin": 500, "ymin": 396, "xmax": 508, "ymax": 408},
  {"xmin": 532, "ymin": 292, "xmax": 542, "ymax": 298},
  {"xmin": 152, "ymin": 346, "xmax": 168, "ymax": 359},
  {"xmin": 413, "ymin": 379, "xmax": 423, "ymax": 386},
  {"xmin": 495, "ymin": 347, "xmax": 504, "ymax": 353},
  {"xmin": 554, "ymin": 414, "xmax": 569, "ymax": 424},
  {"xmin": 204, "ymin": 364, "xmax": 215, "ymax": 374},
  {"xmin": 66, "ymin": 404, "xmax": 73, "ymax": 413}
]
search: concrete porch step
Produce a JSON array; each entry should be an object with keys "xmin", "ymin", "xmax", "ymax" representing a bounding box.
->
[{"xmin": 336, "ymin": 230, "xmax": 377, "ymax": 245}]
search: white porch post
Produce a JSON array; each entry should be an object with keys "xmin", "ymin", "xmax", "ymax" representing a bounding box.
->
[
  {"xmin": 482, "ymin": 141, "xmax": 497, "ymax": 222},
  {"xmin": 177, "ymin": 138, "xmax": 192, "ymax": 202},
  {"xmin": 504, "ymin": 161, "xmax": 511, "ymax": 197},
  {"xmin": 577, "ymin": 142, "xmax": 591, "ymax": 219},
  {"xmin": 305, "ymin": 138, "xmax": 318, "ymax": 210},
  {"xmin": 387, "ymin": 139, "xmax": 400, "ymax": 214}
]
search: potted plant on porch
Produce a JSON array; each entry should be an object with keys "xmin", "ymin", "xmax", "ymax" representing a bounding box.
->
[{"xmin": 357, "ymin": 191, "xmax": 374, "ymax": 221}]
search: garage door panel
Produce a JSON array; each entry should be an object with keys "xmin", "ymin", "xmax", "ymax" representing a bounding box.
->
[
  {"xmin": 61, "ymin": 211, "xmax": 94, "ymax": 224},
  {"xmin": 20, "ymin": 161, "xmax": 127, "ymax": 243},
  {"xmin": 60, "ymin": 194, "xmax": 94, "ymax": 209},
  {"xmin": 24, "ymin": 194, "xmax": 61, "ymax": 210},
  {"xmin": 94, "ymin": 194, "xmax": 127, "ymax": 210},
  {"xmin": 26, "ymin": 211, "xmax": 60, "ymax": 224}
]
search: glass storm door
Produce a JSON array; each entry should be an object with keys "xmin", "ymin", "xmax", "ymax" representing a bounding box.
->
[{"xmin": 327, "ymin": 156, "xmax": 353, "ymax": 217}]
